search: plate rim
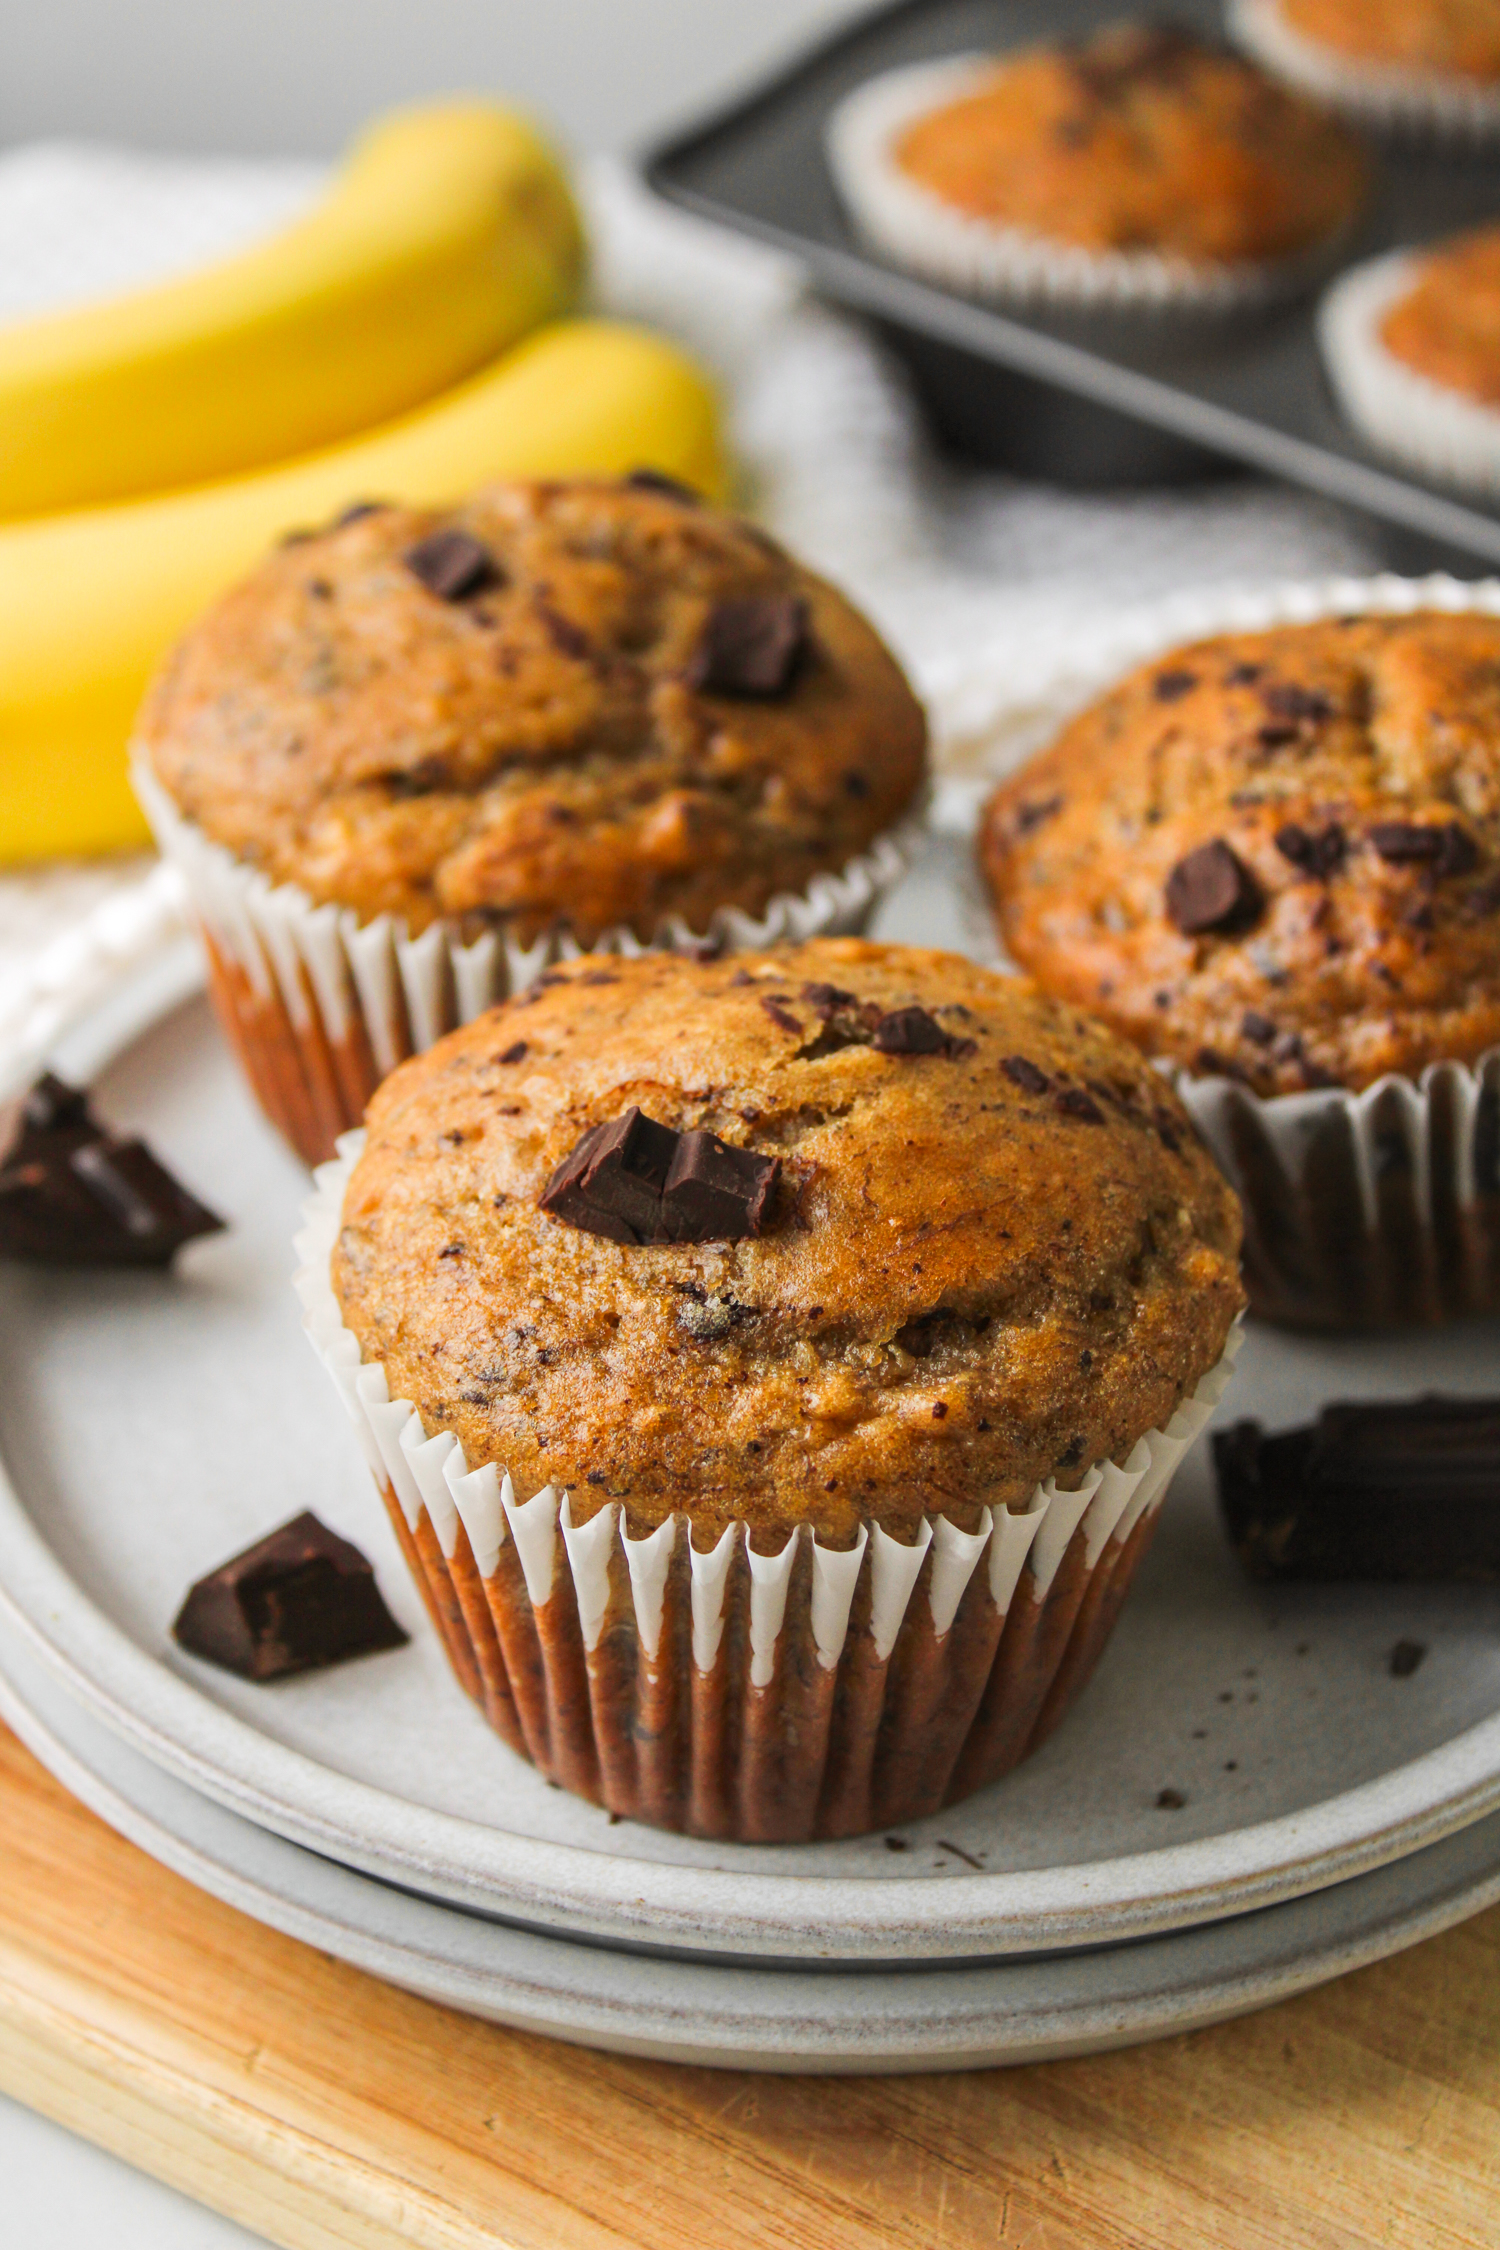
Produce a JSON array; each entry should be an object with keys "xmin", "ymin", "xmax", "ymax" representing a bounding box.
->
[{"xmin": 7, "ymin": 1610, "xmax": 1500, "ymax": 2072}]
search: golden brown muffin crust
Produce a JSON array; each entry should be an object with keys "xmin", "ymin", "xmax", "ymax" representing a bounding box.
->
[
  {"xmin": 333, "ymin": 940, "xmax": 1243, "ymax": 1547},
  {"xmin": 1381, "ymin": 226, "xmax": 1500, "ymax": 407},
  {"xmin": 137, "ymin": 480, "xmax": 926, "ymax": 941},
  {"xmin": 894, "ymin": 23, "xmax": 1368, "ymax": 264},
  {"xmin": 1280, "ymin": 0, "xmax": 1500, "ymax": 78},
  {"xmin": 981, "ymin": 613, "xmax": 1500, "ymax": 1097}
]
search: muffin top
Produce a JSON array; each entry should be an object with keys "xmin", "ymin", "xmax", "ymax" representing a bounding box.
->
[
  {"xmin": 332, "ymin": 939, "xmax": 1242, "ymax": 1548},
  {"xmin": 1381, "ymin": 226, "xmax": 1500, "ymax": 405},
  {"xmin": 1277, "ymin": 0, "xmax": 1500, "ymax": 78},
  {"xmin": 892, "ymin": 23, "xmax": 1368, "ymax": 265},
  {"xmin": 137, "ymin": 478, "xmax": 926, "ymax": 942},
  {"xmin": 981, "ymin": 612, "xmax": 1500, "ymax": 1097}
]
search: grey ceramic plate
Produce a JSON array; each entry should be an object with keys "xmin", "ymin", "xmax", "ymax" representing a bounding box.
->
[
  {"xmin": 2, "ymin": 857, "xmax": 1500, "ymax": 1966},
  {"xmin": 7, "ymin": 1609, "xmax": 1500, "ymax": 2073}
]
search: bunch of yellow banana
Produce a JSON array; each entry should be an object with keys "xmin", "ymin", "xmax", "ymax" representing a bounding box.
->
[{"xmin": 0, "ymin": 101, "xmax": 725, "ymax": 861}]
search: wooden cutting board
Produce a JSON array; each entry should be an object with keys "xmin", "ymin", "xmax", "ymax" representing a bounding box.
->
[{"xmin": 1, "ymin": 1717, "xmax": 1498, "ymax": 2250}]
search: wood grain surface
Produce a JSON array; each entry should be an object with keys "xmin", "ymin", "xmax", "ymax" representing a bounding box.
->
[{"xmin": 1, "ymin": 1719, "xmax": 1498, "ymax": 2250}]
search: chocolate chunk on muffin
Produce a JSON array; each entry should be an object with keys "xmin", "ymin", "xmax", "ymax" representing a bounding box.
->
[
  {"xmin": 136, "ymin": 478, "xmax": 926, "ymax": 1165},
  {"xmin": 827, "ymin": 23, "xmax": 1368, "ymax": 310},
  {"xmin": 311, "ymin": 937, "xmax": 1241, "ymax": 1836},
  {"xmin": 981, "ymin": 612, "xmax": 1500, "ymax": 1099}
]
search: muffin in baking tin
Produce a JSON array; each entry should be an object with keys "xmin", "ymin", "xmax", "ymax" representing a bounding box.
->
[
  {"xmin": 300, "ymin": 938, "xmax": 1243, "ymax": 1841},
  {"xmin": 826, "ymin": 22, "xmax": 1369, "ymax": 313},
  {"xmin": 981, "ymin": 609, "xmax": 1500, "ymax": 1327},
  {"xmin": 135, "ymin": 477, "xmax": 926, "ymax": 1164}
]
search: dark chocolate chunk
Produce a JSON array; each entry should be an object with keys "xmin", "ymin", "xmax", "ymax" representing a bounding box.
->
[
  {"xmin": 1261, "ymin": 682, "xmax": 1333, "ymax": 726},
  {"xmin": 0, "ymin": 1075, "xmax": 224, "ymax": 1268},
  {"xmin": 335, "ymin": 500, "xmax": 388, "ymax": 526},
  {"xmin": 1153, "ymin": 669, "xmax": 1198, "ymax": 702},
  {"xmin": 404, "ymin": 528, "xmax": 500, "ymax": 602},
  {"xmin": 1165, "ymin": 840, "xmax": 1262, "ymax": 936},
  {"xmin": 761, "ymin": 996, "xmax": 802, "ymax": 1035},
  {"xmin": 685, "ymin": 594, "xmax": 808, "ymax": 698},
  {"xmin": 538, "ymin": 1107, "xmax": 679, "ymax": 1245},
  {"xmin": 539, "ymin": 1109, "xmax": 779, "ymax": 1247},
  {"xmin": 1389, "ymin": 1639, "xmax": 1427, "ymax": 1679},
  {"xmin": 1054, "ymin": 1086, "xmax": 1105, "ymax": 1124},
  {"xmin": 660, "ymin": 1130, "xmax": 779, "ymax": 1243},
  {"xmin": 800, "ymin": 982, "xmax": 860, "ymax": 1015},
  {"xmin": 1256, "ymin": 724, "xmax": 1301, "ymax": 752},
  {"xmin": 1013, "ymin": 794, "xmax": 1063, "ymax": 835},
  {"xmin": 871, "ymin": 1006, "xmax": 975, "ymax": 1059},
  {"xmin": 1002, "ymin": 1055, "xmax": 1051, "ymax": 1095},
  {"xmin": 1156, "ymin": 1788, "xmax": 1187, "ymax": 1811},
  {"xmin": 173, "ymin": 1511, "xmax": 408, "ymax": 1682},
  {"xmin": 843, "ymin": 771, "xmax": 871, "ymax": 799},
  {"xmin": 497, "ymin": 1041, "xmax": 528, "ymax": 1065},
  {"xmin": 1275, "ymin": 821, "xmax": 1346, "ymax": 879},
  {"xmin": 1226, "ymin": 662, "xmax": 1264, "ymax": 685},
  {"xmin": 1215, "ymin": 1397, "xmax": 1500, "ymax": 1581},
  {"xmin": 624, "ymin": 468, "xmax": 700, "ymax": 504},
  {"xmin": 1241, "ymin": 1010, "xmax": 1278, "ymax": 1047},
  {"xmin": 1369, "ymin": 821, "xmax": 1479, "ymax": 878},
  {"xmin": 537, "ymin": 603, "xmax": 591, "ymax": 660}
]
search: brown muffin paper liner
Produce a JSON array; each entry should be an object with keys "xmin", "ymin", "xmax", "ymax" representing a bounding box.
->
[
  {"xmin": 1231, "ymin": 0, "xmax": 1500, "ymax": 143},
  {"xmin": 1319, "ymin": 250, "xmax": 1500, "ymax": 500},
  {"xmin": 294, "ymin": 1136, "xmax": 1242, "ymax": 1843},
  {"xmin": 133, "ymin": 757, "xmax": 919, "ymax": 1169},
  {"xmin": 824, "ymin": 55, "xmax": 1352, "ymax": 318}
]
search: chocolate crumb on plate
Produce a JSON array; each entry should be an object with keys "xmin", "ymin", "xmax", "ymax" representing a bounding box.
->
[
  {"xmin": 1214, "ymin": 1397, "xmax": 1500, "ymax": 1581},
  {"xmin": 1156, "ymin": 1788, "xmax": 1187, "ymax": 1810},
  {"xmin": 172, "ymin": 1511, "xmax": 408, "ymax": 1682},
  {"xmin": 0, "ymin": 1073, "xmax": 223, "ymax": 1268},
  {"xmin": 1389, "ymin": 1639, "xmax": 1427, "ymax": 1679}
]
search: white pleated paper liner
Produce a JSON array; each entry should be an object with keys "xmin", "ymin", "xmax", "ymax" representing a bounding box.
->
[
  {"xmin": 294, "ymin": 1134, "xmax": 1241, "ymax": 1843},
  {"xmin": 824, "ymin": 54, "xmax": 1351, "ymax": 316},
  {"xmin": 1319, "ymin": 248, "xmax": 1500, "ymax": 499},
  {"xmin": 1231, "ymin": 0, "xmax": 1500, "ymax": 142},
  {"xmin": 134, "ymin": 757, "xmax": 918, "ymax": 1170},
  {"xmin": 976, "ymin": 570, "xmax": 1500, "ymax": 1328}
]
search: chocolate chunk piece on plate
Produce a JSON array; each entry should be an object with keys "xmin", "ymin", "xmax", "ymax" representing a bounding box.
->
[
  {"xmin": 173, "ymin": 1511, "xmax": 409, "ymax": 1681},
  {"xmin": 0, "ymin": 1073, "xmax": 224, "ymax": 1267},
  {"xmin": 1214, "ymin": 1395, "xmax": 1500, "ymax": 1581}
]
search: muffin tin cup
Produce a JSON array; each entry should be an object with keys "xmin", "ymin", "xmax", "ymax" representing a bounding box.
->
[
  {"xmin": 1319, "ymin": 249, "xmax": 1500, "ymax": 499},
  {"xmin": 978, "ymin": 570, "xmax": 1500, "ymax": 1332},
  {"xmin": 134, "ymin": 759, "xmax": 918, "ymax": 1169},
  {"xmin": 824, "ymin": 54, "xmax": 1352, "ymax": 318},
  {"xmin": 293, "ymin": 1136, "xmax": 1241, "ymax": 1845},
  {"xmin": 1230, "ymin": 0, "xmax": 1500, "ymax": 144}
]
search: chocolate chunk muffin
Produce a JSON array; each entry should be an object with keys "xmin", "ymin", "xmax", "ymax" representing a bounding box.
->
[
  {"xmin": 981, "ymin": 612, "xmax": 1500, "ymax": 1098},
  {"xmin": 982, "ymin": 606, "xmax": 1500, "ymax": 1329},
  {"xmin": 1320, "ymin": 229, "xmax": 1500, "ymax": 495},
  {"xmin": 1233, "ymin": 0, "xmax": 1500, "ymax": 135},
  {"xmin": 136, "ymin": 478, "xmax": 925, "ymax": 1166},
  {"xmin": 827, "ymin": 24, "xmax": 1368, "ymax": 310},
  {"xmin": 308, "ymin": 938, "xmax": 1242, "ymax": 1838}
]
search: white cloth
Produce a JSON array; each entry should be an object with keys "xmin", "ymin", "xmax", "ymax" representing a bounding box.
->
[{"xmin": 0, "ymin": 141, "xmax": 1381, "ymax": 998}]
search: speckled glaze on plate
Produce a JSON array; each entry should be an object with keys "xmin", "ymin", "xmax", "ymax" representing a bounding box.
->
[{"xmin": 1, "ymin": 860, "xmax": 1499, "ymax": 1964}]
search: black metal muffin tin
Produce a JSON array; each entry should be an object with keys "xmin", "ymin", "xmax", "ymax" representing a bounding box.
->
[{"xmin": 643, "ymin": 0, "xmax": 1500, "ymax": 572}]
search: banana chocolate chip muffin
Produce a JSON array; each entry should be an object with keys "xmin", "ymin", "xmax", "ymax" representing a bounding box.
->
[
  {"xmin": 311, "ymin": 938, "xmax": 1243, "ymax": 1839},
  {"xmin": 1320, "ymin": 225, "xmax": 1500, "ymax": 496},
  {"xmin": 827, "ymin": 22, "xmax": 1368, "ymax": 310},
  {"xmin": 135, "ymin": 476, "xmax": 926, "ymax": 1166},
  {"xmin": 1233, "ymin": 0, "xmax": 1500, "ymax": 136},
  {"xmin": 981, "ymin": 607, "xmax": 1500, "ymax": 1326}
]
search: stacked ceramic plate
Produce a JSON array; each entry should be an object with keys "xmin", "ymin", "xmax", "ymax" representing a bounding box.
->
[{"xmin": 5, "ymin": 653, "xmax": 1500, "ymax": 2075}]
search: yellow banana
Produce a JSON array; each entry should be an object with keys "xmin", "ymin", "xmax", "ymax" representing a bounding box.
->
[
  {"xmin": 0, "ymin": 100, "xmax": 585, "ymax": 521},
  {"xmin": 0, "ymin": 318, "xmax": 723, "ymax": 863}
]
